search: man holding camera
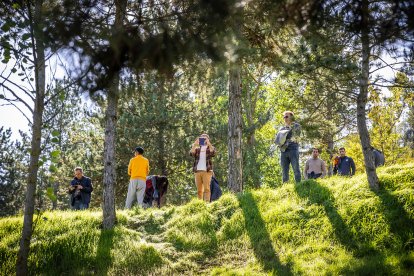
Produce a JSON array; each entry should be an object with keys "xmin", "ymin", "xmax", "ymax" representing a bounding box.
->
[
  {"xmin": 190, "ymin": 133, "xmax": 216, "ymax": 202},
  {"xmin": 304, "ymin": 148, "xmax": 327, "ymax": 180},
  {"xmin": 69, "ymin": 167, "xmax": 93, "ymax": 210}
]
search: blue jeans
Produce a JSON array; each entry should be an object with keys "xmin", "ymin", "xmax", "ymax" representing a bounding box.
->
[
  {"xmin": 281, "ymin": 143, "xmax": 301, "ymax": 183},
  {"xmin": 73, "ymin": 200, "xmax": 87, "ymax": 210}
]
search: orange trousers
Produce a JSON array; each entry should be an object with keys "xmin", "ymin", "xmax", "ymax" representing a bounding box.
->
[{"xmin": 194, "ymin": 171, "xmax": 212, "ymax": 202}]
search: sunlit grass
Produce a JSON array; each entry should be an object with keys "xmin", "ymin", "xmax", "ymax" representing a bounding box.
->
[{"xmin": 1, "ymin": 163, "xmax": 413, "ymax": 275}]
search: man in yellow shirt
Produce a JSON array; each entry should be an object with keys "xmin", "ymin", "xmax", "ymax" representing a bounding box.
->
[{"xmin": 125, "ymin": 147, "xmax": 149, "ymax": 209}]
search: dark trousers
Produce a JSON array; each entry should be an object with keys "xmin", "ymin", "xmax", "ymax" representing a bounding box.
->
[
  {"xmin": 73, "ymin": 200, "xmax": 87, "ymax": 210},
  {"xmin": 281, "ymin": 143, "xmax": 301, "ymax": 183}
]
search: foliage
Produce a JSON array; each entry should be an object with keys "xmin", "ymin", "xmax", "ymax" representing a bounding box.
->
[
  {"xmin": 40, "ymin": 84, "xmax": 105, "ymax": 209},
  {"xmin": 115, "ymin": 65, "xmax": 230, "ymax": 205},
  {"xmin": 368, "ymin": 82, "xmax": 412, "ymax": 164},
  {"xmin": 0, "ymin": 127, "xmax": 25, "ymax": 216},
  {"xmin": 1, "ymin": 163, "xmax": 413, "ymax": 275}
]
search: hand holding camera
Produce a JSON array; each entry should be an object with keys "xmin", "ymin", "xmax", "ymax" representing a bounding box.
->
[{"xmin": 192, "ymin": 136, "xmax": 212, "ymax": 149}]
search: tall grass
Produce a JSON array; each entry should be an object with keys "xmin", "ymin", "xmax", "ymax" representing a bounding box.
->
[{"xmin": 1, "ymin": 163, "xmax": 413, "ymax": 275}]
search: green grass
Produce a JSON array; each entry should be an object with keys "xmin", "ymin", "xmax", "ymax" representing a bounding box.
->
[{"xmin": 1, "ymin": 163, "xmax": 414, "ymax": 275}]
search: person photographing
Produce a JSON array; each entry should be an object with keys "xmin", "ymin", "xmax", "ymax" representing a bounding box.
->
[
  {"xmin": 69, "ymin": 167, "xmax": 93, "ymax": 210},
  {"xmin": 275, "ymin": 111, "xmax": 302, "ymax": 183},
  {"xmin": 190, "ymin": 133, "xmax": 216, "ymax": 202}
]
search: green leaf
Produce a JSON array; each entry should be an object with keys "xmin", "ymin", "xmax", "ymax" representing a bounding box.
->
[
  {"xmin": 3, "ymin": 49, "xmax": 10, "ymax": 62},
  {"xmin": 50, "ymin": 150, "xmax": 60, "ymax": 158},
  {"xmin": 49, "ymin": 164, "xmax": 58, "ymax": 173},
  {"xmin": 51, "ymin": 130, "xmax": 60, "ymax": 137},
  {"xmin": 51, "ymin": 157, "xmax": 60, "ymax": 164},
  {"xmin": 38, "ymin": 160, "xmax": 44, "ymax": 167},
  {"xmin": 51, "ymin": 137, "xmax": 59, "ymax": 143},
  {"xmin": 12, "ymin": 3, "xmax": 20, "ymax": 9},
  {"xmin": 22, "ymin": 33, "xmax": 31, "ymax": 41},
  {"xmin": 1, "ymin": 22, "xmax": 11, "ymax": 32},
  {"xmin": 11, "ymin": 68, "xmax": 17, "ymax": 73},
  {"xmin": 46, "ymin": 187, "xmax": 57, "ymax": 202}
]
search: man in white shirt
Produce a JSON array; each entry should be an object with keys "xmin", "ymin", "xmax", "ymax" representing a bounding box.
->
[{"xmin": 304, "ymin": 148, "xmax": 327, "ymax": 180}]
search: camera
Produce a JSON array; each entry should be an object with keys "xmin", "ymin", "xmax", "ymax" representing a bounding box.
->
[{"xmin": 199, "ymin": 137, "xmax": 206, "ymax": 146}]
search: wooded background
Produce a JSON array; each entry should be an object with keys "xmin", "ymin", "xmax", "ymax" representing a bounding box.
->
[{"xmin": 0, "ymin": 0, "xmax": 413, "ymax": 274}]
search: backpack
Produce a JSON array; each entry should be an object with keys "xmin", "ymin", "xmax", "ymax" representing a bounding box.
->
[
  {"xmin": 210, "ymin": 176, "xmax": 222, "ymax": 202},
  {"xmin": 275, "ymin": 129, "xmax": 291, "ymax": 151}
]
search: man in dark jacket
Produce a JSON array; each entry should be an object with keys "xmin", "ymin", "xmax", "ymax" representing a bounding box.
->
[
  {"xmin": 69, "ymin": 167, "xmax": 93, "ymax": 210},
  {"xmin": 333, "ymin": 148, "xmax": 356, "ymax": 176}
]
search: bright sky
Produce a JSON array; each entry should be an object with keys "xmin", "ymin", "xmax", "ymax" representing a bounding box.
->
[
  {"xmin": 0, "ymin": 104, "xmax": 30, "ymax": 139},
  {"xmin": 0, "ymin": 54, "xmax": 67, "ymax": 141}
]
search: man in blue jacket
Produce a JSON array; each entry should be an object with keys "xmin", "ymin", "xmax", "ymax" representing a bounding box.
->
[
  {"xmin": 333, "ymin": 148, "xmax": 356, "ymax": 176},
  {"xmin": 69, "ymin": 167, "xmax": 93, "ymax": 210}
]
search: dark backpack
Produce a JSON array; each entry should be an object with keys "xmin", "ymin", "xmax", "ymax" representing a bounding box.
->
[{"xmin": 210, "ymin": 176, "xmax": 222, "ymax": 202}]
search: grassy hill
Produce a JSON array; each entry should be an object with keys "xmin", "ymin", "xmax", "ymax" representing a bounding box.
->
[{"xmin": 1, "ymin": 163, "xmax": 414, "ymax": 275}]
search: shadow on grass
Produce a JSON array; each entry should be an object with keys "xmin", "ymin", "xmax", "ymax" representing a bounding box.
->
[
  {"xmin": 374, "ymin": 184, "xmax": 414, "ymax": 251},
  {"xmin": 294, "ymin": 180, "xmax": 391, "ymax": 273},
  {"xmin": 294, "ymin": 180, "xmax": 360, "ymax": 253},
  {"xmin": 95, "ymin": 229, "xmax": 115, "ymax": 274},
  {"xmin": 239, "ymin": 192, "xmax": 292, "ymax": 275}
]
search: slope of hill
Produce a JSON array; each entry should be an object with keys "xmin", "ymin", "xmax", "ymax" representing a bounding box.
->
[{"xmin": 1, "ymin": 163, "xmax": 413, "ymax": 275}]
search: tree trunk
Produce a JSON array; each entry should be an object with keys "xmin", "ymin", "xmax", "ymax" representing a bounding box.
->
[
  {"xmin": 357, "ymin": 0, "xmax": 379, "ymax": 191},
  {"xmin": 16, "ymin": 1, "xmax": 45, "ymax": 274},
  {"xmin": 102, "ymin": 86, "xmax": 118, "ymax": 229},
  {"xmin": 228, "ymin": 65, "xmax": 243, "ymax": 193},
  {"xmin": 102, "ymin": 0, "xmax": 127, "ymax": 229}
]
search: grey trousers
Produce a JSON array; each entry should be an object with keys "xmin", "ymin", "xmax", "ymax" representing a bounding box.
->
[{"xmin": 125, "ymin": 179, "xmax": 146, "ymax": 209}]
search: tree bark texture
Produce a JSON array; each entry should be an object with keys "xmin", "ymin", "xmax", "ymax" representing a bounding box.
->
[
  {"xmin": 102, "ymin": 0, "xmax": 127, "ymax": 229},
  {"xmin": 102, "ymin": 86, "xmax": 118, "ymax": 229},
  {"xmin": 357, "ymin": 0, "xmax": 379, "ymax": 191},
  {"xmin": 16, "ymin": 0, "xmax": 45, "ymax": 274},
  {"xmin": 228, "ymin": 66, "xmax": 243, "ymax": 193}
]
